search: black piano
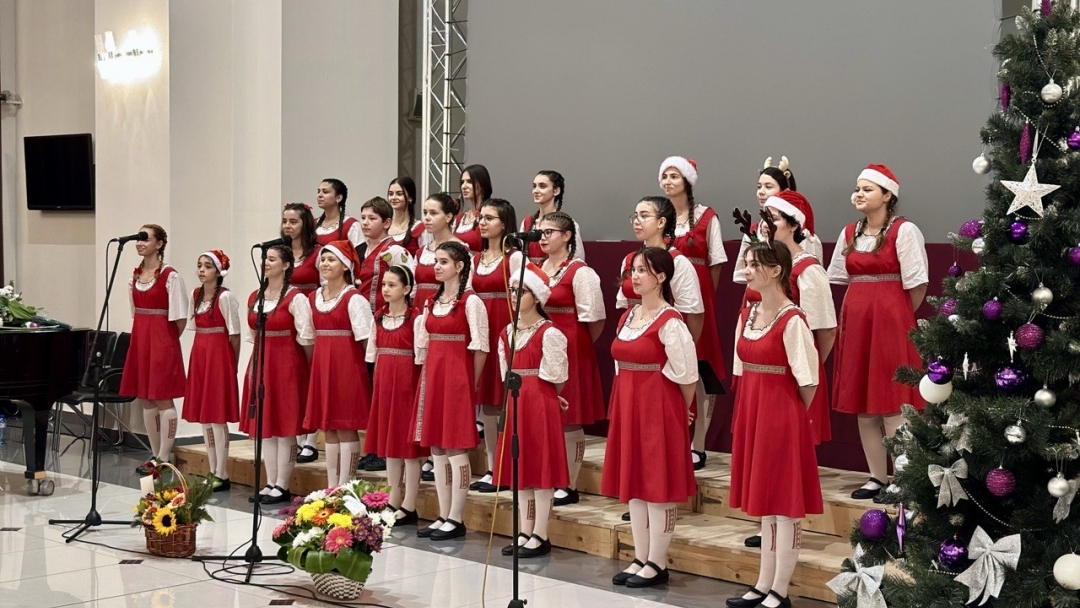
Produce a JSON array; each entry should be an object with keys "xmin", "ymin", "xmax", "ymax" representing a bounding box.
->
[{"xmin": 0, "ymin": 326, "xmax": 89, "ymax": 495}]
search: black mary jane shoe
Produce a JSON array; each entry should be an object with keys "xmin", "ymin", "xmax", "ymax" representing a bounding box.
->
[
  {"xmin": 469, "ymin": 471, "xmax": 494, "ymax": 491},
  {"xmin": 553, "ymin": 488, "xmax": 580, "ymax": 506},
  {"xmin": 259, "ymin": 486, "xmax": 292, "ymax": 505},
  {"xmin": 365, "ymin": 456, "xmax": 387, "ymax": 472},
  {"xmin": 296, "ymin": 445, "xmax": 318, "ymax": 464},
  {"xmin": 744, "ymin": 534, "xmax": 761, "ymax": 548},
  {"xmin": 850, "ymin": 477, "xmax": 886, "ymax": 500},
  {"xmin": 517, "ymin": 535, "xmax": 552, "ymax": 558},
  {"xmin": 726, "ymin": 586, "xmax": 768, "ymax": 608},
  {"xmin": 502, "ymin": 533, "xmax": 529, "ymax": 556},
  {"xmin": 612, "ymin": 559, "xmax": 646, "ymax": 586},
  {"xmin": 625, "ymin": 561, "xmax": 669, "ymax": 588},
  {"xmin": 395, "ymin": 508, "xmax": 419, "ymax": 526},
  {"xmin": 621, "ymin": 511, "xmax": 631, "ymax": 522},
  {"xmin": 692, "ymin": 450, "xmax": 707, "ymax": 471},
  {"xmin": 416, "ymin": 518, "xmax": 445, "ymax": 538},
  {"xmin": 429, "ymin": 519, "xmax": 467, "ymax": 540},
  {"xmin": 212, "ymin": 478, "xmax": 232, "ymax": 493},
  {"xmin": 248, "ymin": 485, "xmax": 273, "ymax": 503},
  {"xmin": 765, "ymin": 590, "xmax": 792, "ymax": 608}
]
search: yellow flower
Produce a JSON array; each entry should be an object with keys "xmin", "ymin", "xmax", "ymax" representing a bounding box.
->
[
  {"xmin": 152, "ymin": 507, "xmax": 178, "ymax": 536},
  {"xmin": 310, "ymin": 499, "xmax": 325, "ymax": 511},
  {"xmin": 327, "ymin": 513, "xmax": 353, "ymax": 529},
  {"xmin": 295, "ymin": 504, "xmax": 315, "ymax": 523}
]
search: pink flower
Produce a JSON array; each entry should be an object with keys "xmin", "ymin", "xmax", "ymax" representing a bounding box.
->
[
  {"xmin": 323, "ymin": 527, "xmax": 353, "ymax": 554},
  {"xmin": 361, "ymin": 491, "xmax": 390, "ymax": 510},
  {"xmin": 272, "ymin": 521, "xmax": 290, "ymax": 539}
]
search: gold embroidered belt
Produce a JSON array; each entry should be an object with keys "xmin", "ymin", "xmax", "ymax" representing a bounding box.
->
[
  {"xmin": 850, "ymin": 273, "xmax": 901, "ymax": 283},
  {"xmin": 315, "ymin": 329, "xmax": 353, "ymax": 337},
  {"xmin": 377, "ymin": 348, "xmax": 413, "ymax": 357},
  {"xmin": 616, "ymin": 361, "xmax": 661, "ymax": 371},
  {"xmin": 134, "ymin": 307, "xmax": 167, "ymax": 316},
  {"xmin": 430, "ymin": 333, "xmax": 465, "ymax": 342},
  {"xmin": 743, "ymin": 363, "xmax": 787, "ymax": 375},
  {"xmin": 195, "ymin": 327, "xmax": 225, "ymax": 334}
]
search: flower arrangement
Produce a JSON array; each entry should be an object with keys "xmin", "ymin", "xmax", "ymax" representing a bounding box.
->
[
  {"xmin": 273, "ymin": 479, "xmax": 395, "ymax": 585},
  {"xmin": 0, "ymin": 281, "xmax": 41, "ymax": 327},
  {"xmin": 132, "ymin": 462, "xmax": 214, "ymax": 536}
]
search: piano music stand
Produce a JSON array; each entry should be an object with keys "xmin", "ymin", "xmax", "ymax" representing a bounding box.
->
[{"xmin": 48, "ymin": 239, "xmax": 137, "ymax": 542}]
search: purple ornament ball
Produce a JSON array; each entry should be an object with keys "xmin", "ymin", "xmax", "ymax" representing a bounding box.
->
[
  {"xmin": 982, "ymin": 299, "xmax": 1003, "ymax": 321},
  {"xmin": 1069, "ymin": 246, "xmax": 1080, "ymax": 266},
  {"xmin": 959, "ymin": 219, "xmax": 983, "ymax": 239},
  {"xmin": 928, "ymin": 360, "xmax": 954, "ymax": 385},
  {"xmin": 995, "ymin": 367, "xmax": 1025, "ymax": 391},
  {"xmin": 986, "ymin": 467, "xmax": 1016, "ymax": 497},
  {"xmin": 1069, "ymin": 128, "xmax": 1080, "ymax": 150},
  {"xmin": 1010, "ymin": 221, "xmax": 1029, "ymax": 244},
  {"xmin": 947, "ymin": 263, "xmax": 963, "ymax": 278},
  {"xmin": 938, "ymin": 538, "xmax": 969, "ymax": 571},
  {"xmin": 859, "ymin": 509, "xmax": 889, "ymax": 541},
  {"xmin": 1016, "ymin": 323, "xmax": 1044, "ymax": 349},
  {"xmin": 940, "ymin": 299, "xmax": 958, "ymax": 317}
]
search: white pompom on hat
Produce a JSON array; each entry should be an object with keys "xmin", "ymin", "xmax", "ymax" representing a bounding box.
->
[
  {"xmin": 659, "ymin": 156, "xmax": 698, "ymax": 187},
  {"xmin": 201, "ymin": 250, "xmax": 230, "ymax": 277}
]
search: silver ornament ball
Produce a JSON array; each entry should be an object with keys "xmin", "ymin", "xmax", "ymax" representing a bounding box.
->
[
  {"xmin": 1033, "ymin": 284, "xmax": 1054, "ymax": 308},
  {"xmin": 971, "ymin": 238, "xmax": 986, "ymax": 256},
  {"xmin": 1005, "ymin": 424, "xmax": 1027, "ymax": 444},
  {"xmin": 894, "ymin": 454, "xmax": 909, "ymax": 472},
  {"xmin": 1035, "ymin": 387, "xmax": 1057, "ymax": 408},
  {"xmin": 1043, "ymin": 79, "xmax": 1064, "ymax": 103},
  {"xmin": 948, "ymin": 314, "xmax": 960, "ymax": 324},
  {"xmin": 972, "ymin": 154, "xmax": 991, "ymax": 175},
  {"xmin": 1049, "ymin": 475, "xmax": 1071, "ymax": 498}
]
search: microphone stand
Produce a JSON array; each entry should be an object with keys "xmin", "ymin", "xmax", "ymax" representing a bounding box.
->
[
  {"xmin": 500, "ymin": 236, "xmax": 536, "ymax": 608},
  {"xmin": 192, "ymin": 245, "xmax": 279, "ymax": 582},
  {"xmin": 50, "ymin": 240, "xmax": 137, "ymax": 540}
]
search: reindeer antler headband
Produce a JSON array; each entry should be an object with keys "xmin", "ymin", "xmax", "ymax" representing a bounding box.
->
[
  {"xmin": 732, "ymin": 207, "xmax": 777, "ymax": 246},
  {"xmin": 761, "ymin": 155, "xmax": 792, "ymax": 179}
]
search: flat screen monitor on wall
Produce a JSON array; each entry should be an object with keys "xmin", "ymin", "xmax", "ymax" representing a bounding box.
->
[{"xmin": 24, "ymin": 133, "xmax": 95, "ymax": 211}]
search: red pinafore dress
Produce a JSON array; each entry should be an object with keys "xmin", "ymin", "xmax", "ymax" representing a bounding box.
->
[
  {"xmin": 672, "ymin": 207, "xmax": 727, "ymax": 388},
  {"xmin": 364, "ymin": 308, "xmax": 428, "ymax": 459},
  {"xmin": 832, "ymin": 218, "xmax": 925, "ymax": 415},
  {"xmin": 182, "ymin": 290, "xmax": 239, "ymax": 424},
  {"xmin": 291, "ymin": 245, "xmax": 323, "ymax": 296},
  {"xmin": 303, "ymin": 288, "xmax": 372, "ymax": 430},
  {"xmin": 413, "ymin": 246, "xmax": 440, "ymax": 315},
  {"xmin": 521, "ymin": 214, "xmax": 545, "ymax": 265},
  {"xmin": 315, "ymin": 216, "xmax": 359, "ymax": 246},
  {"xmin": 546, "ymin": 260, "xmax": 606, "ymax": 425},
  {"xmin": 120, "ymin": 266, "xmax": 186, "ymax": 400},
  {"xmin": 240, "ymin": 289, "xmax": 311, "ymax": 438},
  {"xmin": 491, "ymin": 322, "xmax": 570, "ymax": 490},
  {"xmin": 600, "ymin": 308, "xmax": 697, "ymax": 504},
  {"xmin": 454, "ymin": 215, "xmax": 483, "ymax": 253},
  {"xmin": 729, "ymin": 305, "xmax": 823, "ymax": 518},
  {"xmin": 392, "ymin": 222, "xmax": 426, "ymax": 258},
  {"xmin": 472, "ymin": 252, "xmax": 515, "ymax": 408},
  {"xmin": 410, "ymin": 293, "xmax": 481, "ymax": 449},
  {"xmin": 356, "ymin": 238, "xmax": 394, "ymax": 312}
]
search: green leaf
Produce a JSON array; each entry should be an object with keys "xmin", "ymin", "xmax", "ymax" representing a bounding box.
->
[
  {"xmin": 304, "ymin": 550, "xmax": 337, "ymax": 574},
  {"xmin": 334, "ymin": 549, "xmax": 372, "ymax": 582},
  {"xmin": 287, "ymin": 546, "xmax": 308, "ymax": 570},
  {"xmin": 276, "ymin": 545, "xmax": 289, "ymax": 562},
  {"xmin": 274, "ymin": 530, "xmax": 295, "ymax": 546}
]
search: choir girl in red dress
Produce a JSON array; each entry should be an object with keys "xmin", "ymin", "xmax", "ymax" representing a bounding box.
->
[
  {"xmin": 182, "ymin": 250, "xmax": 241, "ymax": 491},
  {"xmin": 241, "ymin": 245, "xmax": 314, "ymax": 504},
  {"xmin": 519, "ymin": 171, "xmax": 585, "ymax": 265},
  {"xmin": 364, "ymin": 265, "xmax": 426, "ymax": 525},
  {"xmin": 303, "ymin": 240, "xmax": 375, "ymax": 487},
  {"xmin": 411, "ymin": 242, "xmax": 489, "ymax": 541},
  {"xmin": 761, "ymin": 193, "xmax": 836, "ymax": 445},
  {"xmin": 314, "ymin": 178, "xmax": 363, "ymax": 249},
  {"xmin": 659, "ymin": 156, "xmax": 727, "ymax": 471},
  {"xmin": 491, "ymin": 263, "xmax": 569, "ymax": 558},
  {"xmin": 387, "ymin": 177, "xmax": 425, "ymax": 257},
  {"xmin": 727, "ymin": 240, "xmax": 822, "ymax": 608},
  {"xmin": 123, "ymin": 225, "xmax": 189, "ymax": 474},
  {"xmin": 827, "ymin": 164, "xmax": 927, "ymax": 501},
  {"xmin": 453, "ymin": 164, "xmax": 491, "ymax": 252},
  {"xmin": 356, "ymin": 197, "xmax": 414, "ymax": 312},
  {"xmin": 537, "ymin": 211, "xmax": 606, "ymax": 506},
  {"xmin": 469, "ymin": 198, "xmax": 524, "ymax": 493},
  {"xmin": 604, "ymin": 247, "xmax": 698, "ymax": 589}
]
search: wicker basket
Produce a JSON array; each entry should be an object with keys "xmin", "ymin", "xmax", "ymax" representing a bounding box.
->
[
  {"xmin": 312, "ymin": 572, "xmax": 365, "ymax": 600},
  {"xmin": 142, "ymin": 462, "xmax": 199, "ymax": 558}
]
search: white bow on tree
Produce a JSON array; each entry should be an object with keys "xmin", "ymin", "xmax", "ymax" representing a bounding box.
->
[
  {"xmin": 928, "ymin": 458, "xmax": 969, "ymax": 508},
  {"xmin": 826, "ymin": 545, "xmax": 886, "ymax": 608},
  {"xmin": 942, "ymin": 412, "xmax": 973, "ymax": 453},
  {"xmin": 954, "ymin": 526, "xmax": 1021, "ymax": 605},
  {"xmin": 1054, "ymin": 476, "xmax": 1080, "ymax": 524}
]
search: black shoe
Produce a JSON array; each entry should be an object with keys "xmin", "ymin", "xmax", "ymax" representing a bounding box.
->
[
  {"xmin": 612, "ymin": 559, "xmax": 645, "ymax": 585},
  {"xmin": 625, "ymin": 561, "xmax": 669, "ymax": 588},
  {"xmin": 429, "ymin": 519, "xmax": 467, "ymax": 540},
  {"xmin": 296, "ymin": 445, "xmax": 318, "ymax": 464},
  {"xmin": 518, "ymin": 535, "xmax": 552, "ymax": 558},
  {"xmin": 471, "ymin": 471, "xmax": 507, "ymax": 492},
  {"xmin": 553, "ymin": 488, "xmax": 580, "ymax": 506},
  {"xmin": 726, "ymin": 587, "xmax": 768, "ymax": 608},
  {"xmin": 421, "ymin": 459, "xmax": 435, "ymax": 482},
  {"xmin": 365, "ymin": 456, "xmax": 387, "ymax": 472},
  {"xmin": 502, "ymin": 533, "xmax": 529, "ymax": 556},
  {"xmin": 851, "ymin": 477, "xmax": 886, "ymax": 500},
  {"xmin": 621, "ymin": 511, "xmax": 631, "ymax": 522},
  {"xmin": 248, "ymin": 485, "xmax": 273, "ymax": 503},
  {"xmin": 692, "ymin": 450, "xmax": 707, "ymax": 471},
  {"xmin": 416, "ymin": 518, "xmax": 445, "ymax": 538},
  {"xmin": 212, "ymin": 478, "xmax": 231, "ymax": 493},
  {"xmin": 477, "ymin": 420, "xmax": 485, "ymax": 440},
  {"xmin": 744, "ymin": 534, "xmax": 761, "ymax": 548},
  {"xmin": 766, "ymin": 591, "xmax": 792, "ymax": 608},
  {"xmin": 395, "ymin": 508, "xmax": 419, "ymax": 526},
  {"xmin": 259, "ymin": 486, "xmax": 292, "ymax": 505},
  {"xmin": 356, "ymin": 453, "xmax": 372, "ymax": 470}
]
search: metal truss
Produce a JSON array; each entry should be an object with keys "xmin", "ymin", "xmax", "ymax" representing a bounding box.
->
[{"xmin": 421, "ymin": 0, "xmax": 467, "ymax": 200}]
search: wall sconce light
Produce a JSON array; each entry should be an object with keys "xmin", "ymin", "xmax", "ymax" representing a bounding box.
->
[{"xmin": 95, "ymin": 29, "xmax": 161, "ymax": 85}]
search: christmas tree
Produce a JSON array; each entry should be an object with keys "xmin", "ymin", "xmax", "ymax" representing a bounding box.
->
[{"xmin": 829, "ymin": 3, "xmax": 1080, "ymax": 607}]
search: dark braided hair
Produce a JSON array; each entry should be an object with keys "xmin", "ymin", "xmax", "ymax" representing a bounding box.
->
[
  {"xmin": 842, "ymin": 187, "xmax": 899, "ymax": 256},
  {"xmin": 282, "ymin": 203, "xmax": 318, "ymax": 258},
  {"xmin": 633, "ymin": 247, "xmax": 676, "ymax": 306},
  {"xmin": 432, "ymin": 241, "xmax": 472, "ymax": 309},
  {"xmin": 480, "ymin": 198, "xmax": 518, "ymax": 252},
  {"xmin": 531, "ymin": 171, "xmax": 565, "ymax": 225},
  {"xmin": 195, "ymin": 255, "xmax": 225, "ymax": 315},
  {"xmin": 684, "ymin": 181, "xmax": 699, "ymax": 247},
  {"xmin": 136, "ymin": 224, "xmax": 168, "ymax": 277},
  {"xmin": 746, "ymin": 241, "xmax": 793, "ymax": 300},
  {"xmin": 255, "ymin": 245, "xmax": 294, "ymax": 313},
  {"xmin": 388, "ymin": 177, "xmax": 417, "ymax": 248},
  {"xmin": 639, "ymin": 196, "xmax": 676, "ymax": 250},
  {"xmin": 316, "ymin": 178, "xmax": 349, "ymax": 240},
  {"xmin": 541, "ymin": 211, "xmax": 577, "ymax": 262},
  {"xmin": 376, "ymin": 264, "xmax": 415, "ymax": 322}
]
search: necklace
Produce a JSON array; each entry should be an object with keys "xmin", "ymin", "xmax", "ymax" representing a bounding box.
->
[{"xmin": 323, "ymin": 284, "xmax": 345, "ymax": 301}]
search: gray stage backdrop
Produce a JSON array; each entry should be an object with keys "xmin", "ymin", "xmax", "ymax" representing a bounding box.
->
[{"xmin": 467, "ymin": 0, "xmax": 1003, "ymax": 244}]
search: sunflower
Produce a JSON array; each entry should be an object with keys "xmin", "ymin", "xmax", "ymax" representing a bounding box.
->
[{"xmin": 152, "ymin": 506, "xmax": 178, "ymax": 536}]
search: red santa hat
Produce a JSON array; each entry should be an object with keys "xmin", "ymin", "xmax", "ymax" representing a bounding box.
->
[
  {"xmin": 659, "ymin": 156, "xmax": 698, "ymax": 187},
  {"xmin": 201, "ymin": 250, "xmax": 231, "ymax": 277},
  {"xmin": 858, "ymin": 163, "xmax": 899, "ymax": 197},
  {"xmin": 517, "ymin": 262, "xmax": 551, "ymax": 306},
  {"xmin": 323, "ymin": 239, "xmax": 360, "ymax": 272},
  {"xmin": 767, "ymin": 190, "xmax": 816, "ymax": 236}
]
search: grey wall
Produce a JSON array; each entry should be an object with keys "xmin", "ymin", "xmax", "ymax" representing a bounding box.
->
[{"xmin": 468, "ymin": 0, "xmax": 1002, "ymax": 243}]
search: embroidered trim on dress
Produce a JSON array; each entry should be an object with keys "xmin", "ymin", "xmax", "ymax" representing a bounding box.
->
[
  {"xmin": 315, "ymin": 329, "xmax": 353, "ymax": 337},
  {"xmin": 263, "ymin": 330, "xmax": 292, "ymax": 338},
  {"xmin": 742, "ymin": 362, "xmax": 787, "ymax": 375},
  {"xmin": 615, "ymin": 361, "xmax": 661, "ymax": 371},
  {"xmin": 376, "ymin": 347, "xmax": 413, "ymax": 357},
  {"xmin": 134, "ymin": 307, "xmax": 168, "ymax": 315},
  {"xmin": 429, "ymin": 333, "xmax": 466, "ymax": 342},
  {"xmin": 195, "ymin": 327, "xmax": 226, "ymax": 334},
  {"xmin": 850, "ymin": 273, "xmax": 901, "ymax": 283}
]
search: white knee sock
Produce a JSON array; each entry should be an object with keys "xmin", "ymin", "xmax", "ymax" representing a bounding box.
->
[
  {"xmin": 564, "ymin": 428, "xmax": 586, "ymax": 490},
  {"xmin": 628, "ymin": 498, "xmax": 650, "ymax": 567},
  {"xmin": 518, "ymin": 489, "xmax": 536, "ymax": 538},
  {"xmin": 751, "ymin": 516, "xmax": 778, "ymax": 597},
  {"xmin": 303, "ymin": 431, "xmax": 320, "ymax": 448},
  {"xmin": 261, "ymin": 437, "xmax": 279, "ymax": 491},
  {"xmin": 339, "ymin": 441, "xmax": 361, "ymax": 486},
  {"xmin": 211, "ymin": 424, "xmax": 229, "ymax": 479},
  {"xmin": 447, "ymin": 453, "xmax": 471, "ymax": 525},
  {"xmin": 157, "ymin": 407, "xmax": 178, "ymax": 462},
  {"xmin": 276, "ymin": 436, "xmax": 296, "ymax": 490},
  {"xmin": 480, "ymin": 411, "xmax": 500, "ymax": 473},
  {"xmin": 325, "ymin": 442, "xmax": 340, "ymax": 488},
  {"xmin": 387, "ymin": 458, "xmax": 405, "ymax": 510},
  {"xmin": 531, "ymin": 488, "xmax": 554, "ymax": 544},
  {"xmin": 768, "ymin": 517, "xmax": 802, "ymax": 601},
  {"xmin": 402, "ymin": 458, "xmax": 422, "ymax": 512},
  {"xmin": 644, "ymin": 502, "xmax": 676, "ymax": 576},
  {"xmin": 857, "ymin": 415, "xmax": 888, "ymax": 484},
  {"xmin": 142, "ymin": 407, "xmax": 161, "ymax": 458},
  {"xmin": 432, "ymin": 454, "xmax": 452, "ymax": 521},
  {"xmin": 202, "ymin": 425, "xmax": 217, "ymax": 475}
]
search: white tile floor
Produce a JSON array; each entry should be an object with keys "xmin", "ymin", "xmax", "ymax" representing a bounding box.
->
[{"xmin": 0, "ymin": 461, "xmax": 675, "ymax": 608}]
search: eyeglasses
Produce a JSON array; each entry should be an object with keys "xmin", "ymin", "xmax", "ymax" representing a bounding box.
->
[
  {"xmin": 478, "ymin": 215, "xmax": 500, "ymax": 223},
  {"xmin": 539, "ymin": 229, "xmax": 567, "ymax": 238},
  {"xmin": 628, "ymin": 213, "xmax": 656, "ymax": 224}
]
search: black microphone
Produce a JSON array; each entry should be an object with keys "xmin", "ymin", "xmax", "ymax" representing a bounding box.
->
[
  {"xmin": 509, "ymin": 229, "xmax": 543, "ymax": 242},
  {"xmin": 110, "ymin": 231, "xmax": 148, "ymax": 244},
  {"xmin": 254, "ymin": 237, "xmax": 288, "ymax": 249}
]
